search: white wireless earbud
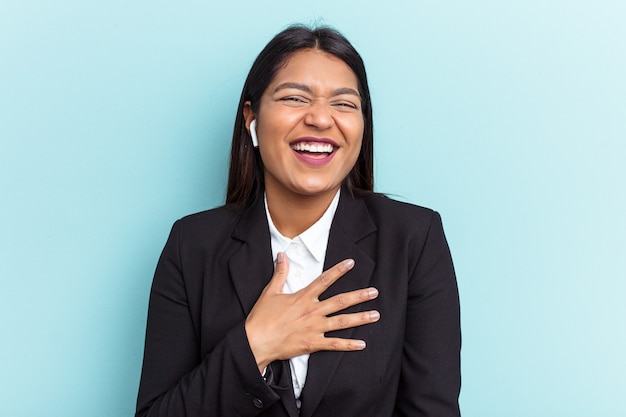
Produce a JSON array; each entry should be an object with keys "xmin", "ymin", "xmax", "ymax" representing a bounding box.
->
[{"xmin": 250, "ymin": 119, "xmax": 259, "ymax": 148}]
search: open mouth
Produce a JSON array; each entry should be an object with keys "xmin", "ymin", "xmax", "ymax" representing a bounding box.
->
[{"xmin": 290, "ymin": 141, "xmax": 336, "ymax": 158}]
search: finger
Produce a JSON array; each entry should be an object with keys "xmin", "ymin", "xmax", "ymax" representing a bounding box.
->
[
  {"xmin": 315, "ymin": 337, "xmax": 367, "ymax": 352},
  {"xmin": 303, "ymin": 259, "xmax": 355, "ymax": 297},
  {"xmin": 266, "ymin": 252, "xmax": 290, "ymax": 293},
  {"xmin": 318, "ymin": 287, "xmax": 379, "ymax": 315},
  {"xmin": 325, "ymin": 310, "xmax": 380, "ymax": 333}
]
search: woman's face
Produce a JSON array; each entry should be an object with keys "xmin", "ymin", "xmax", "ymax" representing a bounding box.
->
[{"xmin": 245, "ymin": 48, "xmax": 364, "ymax": 201}]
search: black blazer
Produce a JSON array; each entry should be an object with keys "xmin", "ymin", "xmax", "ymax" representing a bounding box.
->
[{"xmin": 136, "ymin": 191, "xmax": 461, "ymax": 417}]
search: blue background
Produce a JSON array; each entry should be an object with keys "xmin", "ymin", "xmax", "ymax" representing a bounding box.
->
[{"xmin": 1, "ymin": 1, "xmax": 624, "ymax": 415}]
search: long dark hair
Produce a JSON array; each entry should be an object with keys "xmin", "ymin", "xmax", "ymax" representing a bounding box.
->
[{"xmin": 226, "ymin": 25, "xmax": 374, "ymax": 208}]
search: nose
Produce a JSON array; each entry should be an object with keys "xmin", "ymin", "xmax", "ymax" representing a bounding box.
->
[{"xmin": 303, "ymin": 101, "xmax": 333, "ymax": 130}]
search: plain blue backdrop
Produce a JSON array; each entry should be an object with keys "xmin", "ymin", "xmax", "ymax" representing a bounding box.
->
[{"xmin": 1, "ymin": 1, "xmax": 625, "ymax": 415}]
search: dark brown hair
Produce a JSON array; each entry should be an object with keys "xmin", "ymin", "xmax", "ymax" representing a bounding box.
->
[{"xmin": 226, "ymin": 25, "xmax": 374, "ymax": 208}]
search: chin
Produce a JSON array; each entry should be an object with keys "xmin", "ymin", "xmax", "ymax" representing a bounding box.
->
[{"xmin": 293, "ymin": 183, "xmax": 339, "ymax": 197}]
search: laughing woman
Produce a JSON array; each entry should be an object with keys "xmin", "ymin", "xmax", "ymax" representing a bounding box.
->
[{"xmin": 136, "ymin": 25, "xmax": 461, "ymax": 417}]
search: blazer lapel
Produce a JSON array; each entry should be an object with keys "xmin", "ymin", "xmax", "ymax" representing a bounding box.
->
[
  {"xmin": 228, "ymin": 198, "xmax": 274, "ymax": 315},
  {"xmin": 227, "ymin": 198, "xmax": 300, "ymax": 417},
  {"xmin": 299, "ymin": 191, "xmax": 377, "ymax": 417}
]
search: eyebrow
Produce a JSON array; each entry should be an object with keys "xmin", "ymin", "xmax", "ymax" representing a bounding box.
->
[{"xmin": 273, "ymin": 82, "xmax": 361, "ymax": 98}]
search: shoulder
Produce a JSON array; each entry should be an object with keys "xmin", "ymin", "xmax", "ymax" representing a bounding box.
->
[
  {"xmin": 358, "ymin": 194, "xmax": 453, "ymax": 275},
  {"xmin": 176, "ymin": 204, "xmax": 241, "ymax": 226},
  {"xmin": 361, "ymin": 192, "xmax": 440, "ymax": 230},
  {"xmin": 169, "ymin": 204, "xmax": 243, "ymax": 241},
  {"xmin": 336, "ymin": 191, "xmax": 445, "ymax": 252}
]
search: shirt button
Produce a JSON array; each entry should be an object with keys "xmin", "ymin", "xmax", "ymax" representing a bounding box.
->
[
  {"xmin": 252, "ymin": 398, "xmax": 264, "ymax": 409},
  {"xmin": 294, "ymin": 270, "xmax": 302, "ymax": 278}
]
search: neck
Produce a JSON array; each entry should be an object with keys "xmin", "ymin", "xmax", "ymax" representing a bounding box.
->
[{"xmin": 265, "ymin": 186, "xmax": 339, "ymax": 239}]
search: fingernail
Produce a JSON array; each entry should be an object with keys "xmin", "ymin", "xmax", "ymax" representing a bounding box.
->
[
  {"xmin": 277, "ymin": 252, "xmax": 284, "ymax": 263},
  {"xmin": 344, "ymin": 259, "xmax": 355, "ymax": 269},
  {"xmin": 367, "ymin": 288, "xmax": 379, "ymax": 298},
  {"xmin": 370, "ymin": 311, "xmax": 380, "ymax": 321},
  {"xmin": 355, "ymin": 340, "xmax": 366, "ymax": 350}
]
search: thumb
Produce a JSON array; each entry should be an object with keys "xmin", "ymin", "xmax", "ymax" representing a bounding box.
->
[{"xmin": 267, "ymin": 252, "xmax": 290, "ymax": 292}]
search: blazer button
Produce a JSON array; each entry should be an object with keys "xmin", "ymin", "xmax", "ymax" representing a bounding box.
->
[{"xmin": 252, "ymin": 398, "xmax": 264, "ymax": 409}]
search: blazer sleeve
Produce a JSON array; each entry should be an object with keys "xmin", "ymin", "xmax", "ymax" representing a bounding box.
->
[
  {"xmin": 135, "ymin": 221, "xmax": 281, "ymax": 417},
  {"xmin": 395, "ymin": 211, "xmax": 461, "ymax": 417}
]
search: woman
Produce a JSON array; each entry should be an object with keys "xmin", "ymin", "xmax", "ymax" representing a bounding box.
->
[{"xmin": 136, "ymin": 25, "xmax": 461, "ymax": 417}]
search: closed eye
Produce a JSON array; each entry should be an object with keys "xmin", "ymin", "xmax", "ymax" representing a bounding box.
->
[
  {"xmin": 332, "ymin": 101, "xmax": 360, "ymax": 111},
  {"xmin": 280, "ymin": 96, "xmax": 309, "ymax": 104}
]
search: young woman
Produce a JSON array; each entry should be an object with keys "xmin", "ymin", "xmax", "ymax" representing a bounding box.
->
[{"xmin": 136, "ymin": 25, "xmax": 461, "ymax": 417}]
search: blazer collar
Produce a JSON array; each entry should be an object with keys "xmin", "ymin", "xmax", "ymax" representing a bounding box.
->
[
  {"xmin": 228, "ymin": 200, "xmax": 301, "ymax": 417},
  {"xmin": 228, "ymin": 190, "xmax": 377, "ymax": 417},
  {"xmin": 229, "ymin": 198, "xmax": 275, "ymax": 315},
  {"xmin": 300, "ymin": 191, "xmax": 377, "ymax": 417}
]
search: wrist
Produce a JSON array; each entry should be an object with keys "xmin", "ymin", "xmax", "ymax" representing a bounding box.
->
[{"xmin": 245, "ymin": 320, "xmax": 273, "ymax": 373}]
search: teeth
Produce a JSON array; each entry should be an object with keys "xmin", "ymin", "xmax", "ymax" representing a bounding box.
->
[{"xmin": 291, "ymin": 142, "xmax": 334, "ymax": 153}]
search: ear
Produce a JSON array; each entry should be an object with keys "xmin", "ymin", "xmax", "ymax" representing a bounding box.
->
[
  {"xmin": 243, "ymin": 101, "xmax": 256, "ymax": 132},
  {"xmin": 243, "ymin": 101, "xmax": 259, "ymax": 148}
]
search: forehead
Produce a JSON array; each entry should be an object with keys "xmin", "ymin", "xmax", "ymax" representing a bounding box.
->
[{"xmin": 269, "ymin": 49, "xmax": 359, "ymax": 91}]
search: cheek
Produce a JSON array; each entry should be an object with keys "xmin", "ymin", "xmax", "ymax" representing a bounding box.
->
[
  {"xmin": 350, "ymin": 142, "xmax": 363, "ymax": 168},
  {"xmin": 258, "ymin": 145, "xmax": 283, "ymax": 170},
  {"xmin": 343, "ymin": 137, "xmax": 363, "ymax": 175},
  {"xmin": 337, "ymin": 114, "xmax": 364, "ymax": 139},
  {"xmin": 351, "ymin": 132, "xmax": 365, "ymax": 166},
  {"xmin": 351, "ymin": 125, "xmax": 365, "ymax": 156}
]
